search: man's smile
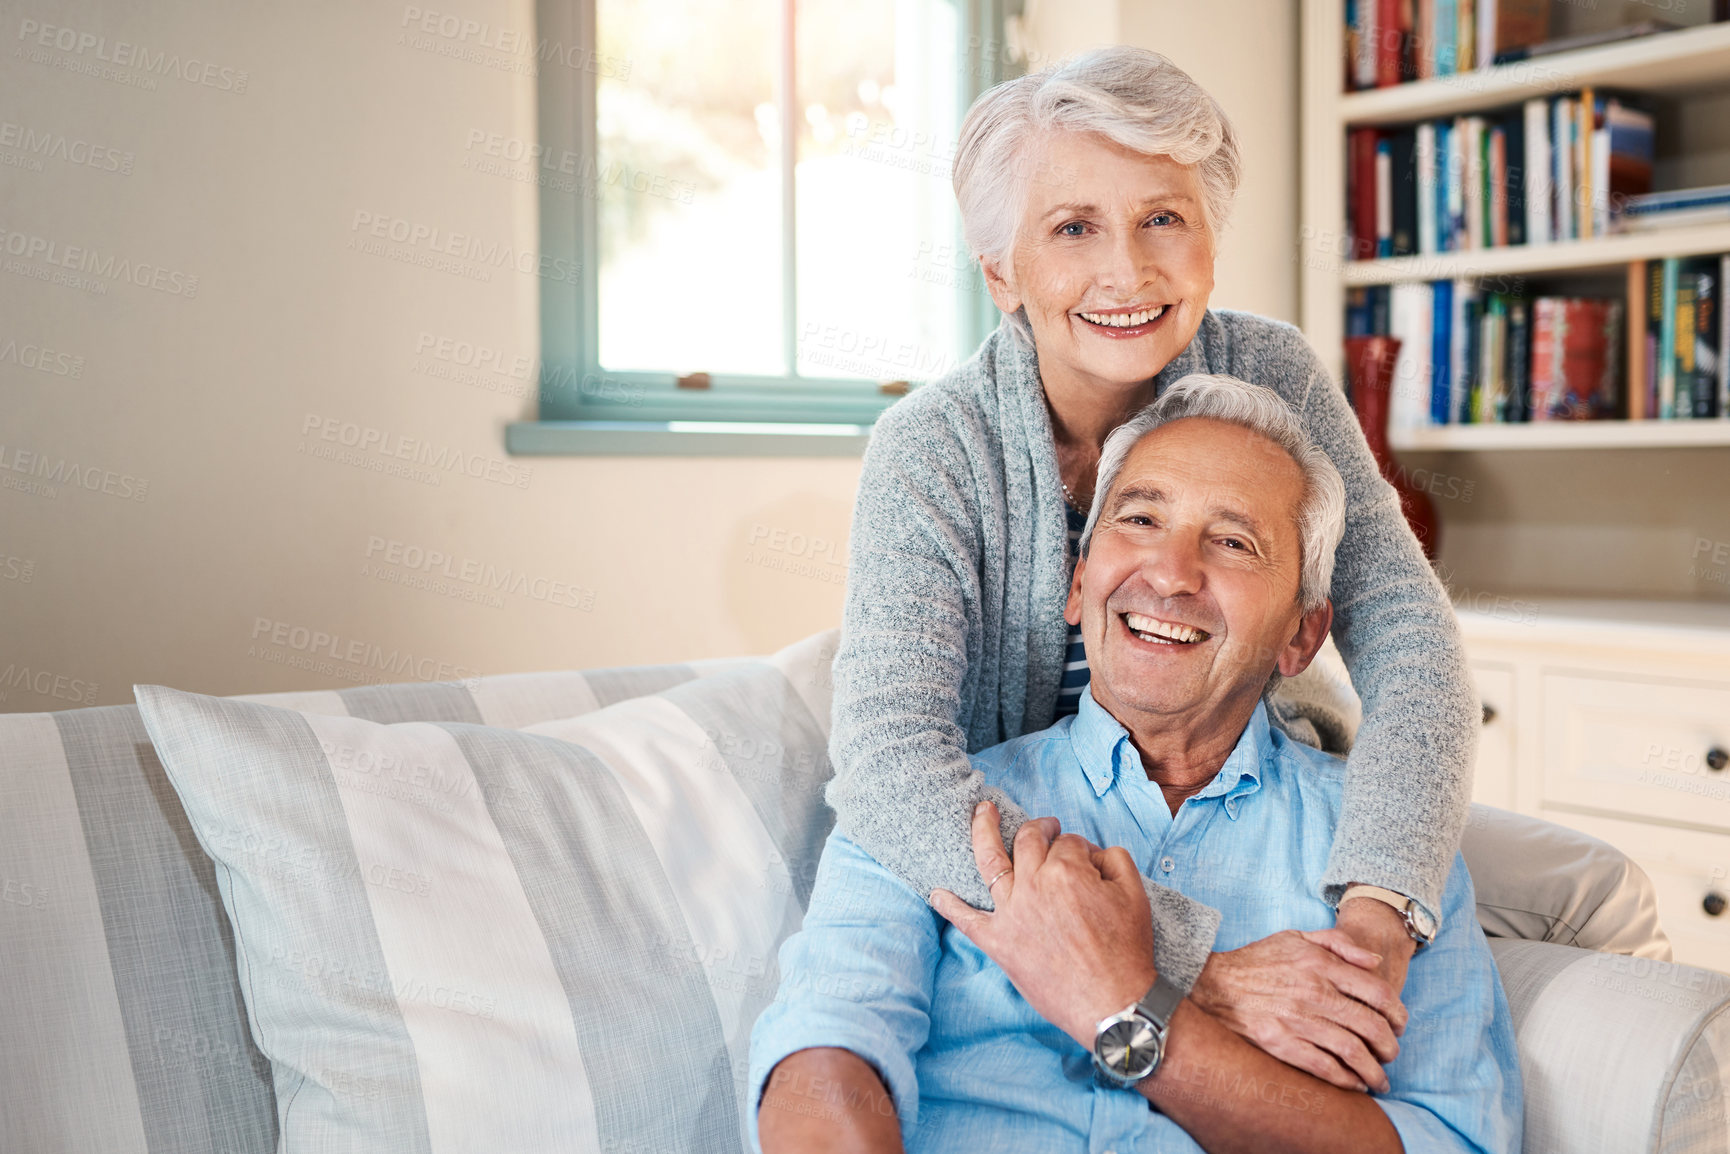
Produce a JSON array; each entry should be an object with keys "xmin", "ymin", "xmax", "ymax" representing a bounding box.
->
[{"xmin": 1120, "ymin": 611, "xmax": 1212, "ymax": 646}]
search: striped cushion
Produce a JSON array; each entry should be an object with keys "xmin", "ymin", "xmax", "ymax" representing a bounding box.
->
[
  {"xmin": 1490, "ymin": 938, "xmax": 1730, "ymax": 1153},
  {"xmin": 0, "ymin": 649, "xmax": 770, "ymax": 1154},
  {"xmin": 132, "ymin": 631, "xmax": 837, "ymax": 1154}
]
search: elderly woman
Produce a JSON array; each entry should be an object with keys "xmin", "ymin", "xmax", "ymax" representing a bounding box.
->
[{"xmin": 825, "ymin": 46, "xmax": 1476, "ymax": 1090}]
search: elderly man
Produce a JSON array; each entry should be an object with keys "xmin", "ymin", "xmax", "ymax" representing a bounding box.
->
[{"xmin": 748, "ymin": 374, "xmax": 1521, "ymax": 1154}]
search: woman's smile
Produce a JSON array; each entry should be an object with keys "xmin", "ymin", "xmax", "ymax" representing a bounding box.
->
[{"xmin": 1075, "ymin": 303, "xmax": 1172, "ymax": 339}]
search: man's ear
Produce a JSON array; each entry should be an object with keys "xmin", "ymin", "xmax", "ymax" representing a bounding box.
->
[
  {"xmin": 980, "ymin": 254, "xmax": 1023, "ymax": 319},
  {"xmin": 1276, "ymin": 599, "xmax": 1333, "ymax": 678},
  {"xmin": 1063, "ymin": 555, "xmax": 1085, "ymax": 627}
]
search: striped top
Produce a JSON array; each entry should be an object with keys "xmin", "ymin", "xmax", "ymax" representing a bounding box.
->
[{"xmin": 1052, "ymin": 502, "xmax": 1090, "ymax": 719}]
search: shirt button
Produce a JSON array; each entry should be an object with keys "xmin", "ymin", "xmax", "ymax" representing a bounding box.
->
[{"xmin": 1160, "ymin": 857, "xmax": 1175, "ymax": 873}]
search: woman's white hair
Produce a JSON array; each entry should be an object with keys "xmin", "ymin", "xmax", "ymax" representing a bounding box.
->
[
  {"xmin": 954, "ymin": 46, "xmax": 1241, "ymax": 349},
  {"xmin": 1079, "ymin": 374, "xmax": 1347, "ymax": 613}
]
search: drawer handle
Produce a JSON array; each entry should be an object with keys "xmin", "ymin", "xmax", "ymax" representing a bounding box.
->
[
  {"xmin": 1708, "ymin": 748, "xmax": 1729, "ymax": 773},
  {"xmin": 1705, "ymin": 892, "xmax": 1727, "ymax": 918},
  {"xmin": 1481, "ymin": 704, "xmax": 1497, "ymax": 725}
]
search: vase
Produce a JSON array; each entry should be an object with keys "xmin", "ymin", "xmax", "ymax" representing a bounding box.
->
[{"xmin": 1343, "ymin": 335, "xmax": 1440, "ymax": 561}]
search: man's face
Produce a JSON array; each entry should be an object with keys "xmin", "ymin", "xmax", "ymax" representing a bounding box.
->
[{"xmin": 1065, "ymin": 418, "xmax": 1331, "ymax": 729}]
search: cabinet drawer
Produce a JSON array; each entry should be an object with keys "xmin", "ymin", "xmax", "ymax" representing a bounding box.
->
[
  {"xmin": 1538, "ymin": 810, "xmax": 1730, "ymax": 976},
  {"xmin": 1470, "ymin": 664, "xmax": 1514, "ymax": 810},
  {"xmin": 1541, "ymin": 672, "xmax": 1730, "ymax": 830}
]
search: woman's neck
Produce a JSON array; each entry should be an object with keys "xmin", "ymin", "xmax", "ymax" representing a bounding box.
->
[{"xmin": 1041, "ymin": 365, "xmax": 1161, "ymax": 455}]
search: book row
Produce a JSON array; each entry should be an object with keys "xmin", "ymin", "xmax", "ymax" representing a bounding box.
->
[
  {"xmin": 1346, "ymin": 91, "xmax": 1653, "ymax": 260},
  {"xmin": 1346, "ymin": 254, "xmax": 1727, "ymax": 427}
]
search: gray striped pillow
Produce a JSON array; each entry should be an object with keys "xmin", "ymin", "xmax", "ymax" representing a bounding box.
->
[
  {"xmin": 0, "ymin": 646, "xmax": 786, "ymax": 1154},
  {"xmin": 133, "ymin": 631, "xmax": 837, "ymax": 1154}
]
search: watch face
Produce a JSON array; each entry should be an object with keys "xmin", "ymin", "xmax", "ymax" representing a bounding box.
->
[
  {"xmin": 1409, "ymin": 903, "xmax": 1438, "ymax": 941},
  {"xmin": 1097, "ymin": 1014, "xmax": 1161, "ymax": 1080}
]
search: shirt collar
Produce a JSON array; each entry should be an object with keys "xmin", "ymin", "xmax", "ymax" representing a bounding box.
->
[{"xmin": 1071, "ymin": 686, "xmax": 1269, "ymax": 817}]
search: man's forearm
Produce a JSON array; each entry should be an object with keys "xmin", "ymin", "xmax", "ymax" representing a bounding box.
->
[
  {"xmin": 1138, "ymin": 1001, "xmax": 1401, "ymax": 1154},
  {"xmin": 759, "ymin": 1048, "xmax": 904, "ymax": 1154}
]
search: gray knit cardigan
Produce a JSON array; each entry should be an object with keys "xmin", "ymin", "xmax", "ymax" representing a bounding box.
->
[{"xmin": 826, "ymin": 310, "xmax": 1478, "ymax": 991}]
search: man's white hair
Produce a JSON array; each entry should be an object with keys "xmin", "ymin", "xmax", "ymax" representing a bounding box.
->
[
  {"xmin": 1079, "ymin": 374, "xmax": 1347, "ymax": 612},
  {"xmin": 953, "ymin": 45, "xmax": 1241, "ymax": 349}
]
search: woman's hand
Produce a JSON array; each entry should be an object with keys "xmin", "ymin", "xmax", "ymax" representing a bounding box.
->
[
  {"xmin": 1188, "ymin": 929, "xmax": 1406, "ymax": 1093},
  {"xmin": 929, "ymin": 800, "xmax": 1156, "ymax": 1050}
]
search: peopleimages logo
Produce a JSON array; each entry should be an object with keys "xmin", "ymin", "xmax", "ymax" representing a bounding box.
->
[
  {"xmin": 0, "ymin": 225, "xmax": 199, "ymax": 297},
  {"xmin": 16, "ymin": 18, "xmax": 249, "ymax": 92},
  {"xmin": 348, "ymin": 211, "xmax": 580, "ymax": 285},
  {"xmin": 0, "ymin": 121, "xmax": 134, "ymax": 174}
]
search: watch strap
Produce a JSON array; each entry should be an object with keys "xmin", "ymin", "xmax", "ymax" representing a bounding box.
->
[
  {"xmin": 1341, "ymin": 883, "xmax": 1433, "ymax": 947},
  {"xmin": 1135, "ymin": 971, "xmax": 1184, "ymax": 1033}
]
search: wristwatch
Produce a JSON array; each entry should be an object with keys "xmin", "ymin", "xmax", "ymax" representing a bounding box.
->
[
  {"xmin": 1341, "ymin": 883, "xmax": 1437, "ymax": 949},
  {"xmin": 1091, "ymin": 972, "xmax": 1184, "ymax": 1089}
]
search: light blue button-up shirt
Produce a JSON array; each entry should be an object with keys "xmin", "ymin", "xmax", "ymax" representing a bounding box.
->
[{"xmin": 748, "ymin": 689, "xmax": 1522, "ymax": 1153}]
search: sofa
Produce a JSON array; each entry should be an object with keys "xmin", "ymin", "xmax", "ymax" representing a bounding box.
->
[{"xmin": 2, "ymin": 628, "xmax": 1727, "ymax": 1154}]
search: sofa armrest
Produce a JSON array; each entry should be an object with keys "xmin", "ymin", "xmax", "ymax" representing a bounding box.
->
[{"xmin": 1490, "ymin": 938, "xmax": 1730, "ymax": 1153}]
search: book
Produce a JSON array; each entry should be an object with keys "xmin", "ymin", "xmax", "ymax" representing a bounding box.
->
[
  {"xmin": 1461, "ymin": 291, "xmax": 1482, "ymax": 421},
  {"xmin": 1390, "ymin": 128, "xmax": 1418, "ymax": 256},
  {"xmin": 1697, "ymin": 262, "xmax": 1718, "ymax": 419},
  {"xmin": 1354, "ymin": 0, "xmax": 1378, "ymax": 90},
  {"xmin": 1444, "ymin": 120, "xmax": 1464, "ymax": 250},
  {"xmin": 1435, "ymin": 0, "xmax": 1459, "ymax": 74},
  {"xmin": 1451, "ymin": 278, "xmax": 1475, "ymax": 422},
  {"xmin": 1376, "ymin": 138, "xmax": 1394, "ymax": 256},
  {"xmin": 1350, "ymin": 129, "xmax": 1381, "ymax": 260},
  {"xmin": 1495, "ymin": 19, "xmax": 1681, "ymax": 62},
  {"xmin": 1659, "ymin": 256, "xmax": 1679, "ymax": 419},
  {"xmin": 1627, "ymin": 260, "xmax": 1648, "ymax": 420},
  {"xmin": 1531, "ymin": 297, "xmax": 1621, "ymax": 419},
  {"xmin": 1463, "ymin": 117, "xmax": 1485, "ymax": 249},
  {"xmin": 1430, "ymin": 279, "xmax": 1454, "ymax": 424},
  {"xmin": 1578, "ymin": 88, "xmax": 1594, "ymax": 241},
  {"xmin": 1503, "ymin": 107, "xmax": 1526, "ymax": 247},
  {"xmin": 1347, "ymin": 287, "xmax": 1375, "ymax": 337},
  {"xmin": 1390, "ymin": 281, "xmax": 1434, "ymax": 428},
  {"xmin": 1507, "ymin": 297, "xmax": 1531, "ymax": 421},
  {"xmin": 1489, "ymin": 125, "xmax": 1509, "ymax": 247},
  {"xmin": 1377, "ymin": 0, "xmax": 1402, "ymax": 87},
  {"xmin": 1604, "ymin": 99, "xmax": 1655, "ymax": 222},
  {"xmin": 1489, "ymin": 0, "xmax": 1548, "ymax": 58},
  {"xmin": 1648, "ymin": 261, "xmax": 1664, "ymax": 419},
  {"xmin": 1721, "ymin": 254, "xmax": 1730, "ymax": 420},
  {"xmin": 1522, "ymin": 99, "xmax": 1550, "ymax": 245},
  {"xmin": 1676, "ymin": 269, "xmax": 1697, "ymax": 418},
  {"xmin": 1683, "ymin": 256, "xmax": 1719, "ymax": 419},
  {"xmin": 1553, "ymin": 98, "xmax": 1574, "ymax": 241},
  {"xmin": 1416, "ymin": 123, "xmax": 1439, "ymax": 255}
]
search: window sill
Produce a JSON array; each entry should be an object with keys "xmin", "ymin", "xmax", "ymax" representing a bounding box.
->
[{"xmin": 505, "ymin": 420, "xmax": 873, "ymax": 457}]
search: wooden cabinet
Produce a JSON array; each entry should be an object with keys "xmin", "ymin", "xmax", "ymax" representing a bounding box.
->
[{"xmin": 1458, "ymin": 598, "xmax": 1730, "ymax": 971}]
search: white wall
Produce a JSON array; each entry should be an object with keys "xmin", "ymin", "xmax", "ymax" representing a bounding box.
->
[{"xmin": 1, "ymin": 0, "xmax": 860, "ymax": 711}]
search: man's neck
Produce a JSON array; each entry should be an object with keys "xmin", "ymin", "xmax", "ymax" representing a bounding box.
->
[{"xmin": 1115, "ymin": 696, "xmax": 1261, "ymax": 816}]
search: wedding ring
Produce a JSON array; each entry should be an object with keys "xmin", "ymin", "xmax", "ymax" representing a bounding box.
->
[{"xmin": 987, "ymin": 866, "xmax": 1013, "ymax": 891}]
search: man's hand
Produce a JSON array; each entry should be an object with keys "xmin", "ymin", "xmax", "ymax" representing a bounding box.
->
[
  {"xmin": 1334, "ymin": 895, "xmax": 1418, "ymax": 996},
  {"xmin": 929, "ymin": 800, "xmax": 1155, "ymax": 1050},
  {"xmin": 1189, "ymin": 930, "xmax": 1405, "ymax": 1093}
]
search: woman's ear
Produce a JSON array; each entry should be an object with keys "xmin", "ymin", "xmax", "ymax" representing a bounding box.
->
[{"xmin": 980, "ymin": 254, "xmax": 1022, "ymax": 318}]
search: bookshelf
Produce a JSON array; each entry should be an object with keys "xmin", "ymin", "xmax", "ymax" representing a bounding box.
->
[{"xmin": 1299, "ymin": 2, "xmax": 1730, "ymax": 450}]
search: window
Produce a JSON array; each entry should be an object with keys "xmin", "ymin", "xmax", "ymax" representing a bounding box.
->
[{"xmin": 530, "ymin": 0, "xmax": 1015, "ymax": 441}]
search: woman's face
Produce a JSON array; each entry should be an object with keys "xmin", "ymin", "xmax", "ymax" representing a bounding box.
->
[{"xmin": 984, "ymin": 132, "xmax": 1216, "ymax": 393}]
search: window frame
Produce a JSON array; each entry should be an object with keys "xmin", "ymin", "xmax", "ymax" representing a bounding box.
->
[{"xmin": 522, "ymin": 0, "xmax": 1015, "ymax": 446}]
